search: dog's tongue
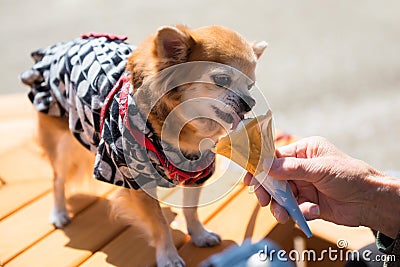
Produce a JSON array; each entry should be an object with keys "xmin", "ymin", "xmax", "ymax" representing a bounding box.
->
[{"xmin": 231, "ymin": 114, "xmax": 242, "ymax": 131}]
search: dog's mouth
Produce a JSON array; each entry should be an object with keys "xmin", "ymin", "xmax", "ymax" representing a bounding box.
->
[{"xmin": 212, "ymin": 106, "xmax": 245, "ymax": 131}]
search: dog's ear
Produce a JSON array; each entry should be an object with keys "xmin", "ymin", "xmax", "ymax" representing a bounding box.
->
[
  {"xmin": 155, "ymin": 26, "xmax": 194, "ymax": 62},
  {"xmin": 252, "ymin": 41, "xmax": 268, "ymax": 59}
]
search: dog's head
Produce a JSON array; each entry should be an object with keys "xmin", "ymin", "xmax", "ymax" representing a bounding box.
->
[{"xmin": 128, "ymin": 25, "xmax": 267, "ymax": 155}]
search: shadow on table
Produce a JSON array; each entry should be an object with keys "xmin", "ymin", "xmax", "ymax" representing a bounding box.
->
[{"xmin": 61, "ymin": 193, "xmax": 237, "ymax": 267}]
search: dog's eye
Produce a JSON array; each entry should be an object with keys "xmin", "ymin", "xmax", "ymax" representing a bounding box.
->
[{"xmin": 212, "ymin": 74, "xmax": 231, "ymax": 88}]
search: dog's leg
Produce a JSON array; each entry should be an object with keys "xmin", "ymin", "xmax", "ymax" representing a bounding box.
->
[
  {"xmin": 37, "ymin": 113, "xmax": 77, "ymax": 228},
  {"xmin": 183, "ymin": 186, "xmax": 221, "ymax": 247},
  {"xmin": 112, "ymin": 188, "xmax": 185, "ymax": 267},
  {"xmin": 49, "ymin": 169, "xmax": 70, "ymax": 228}
]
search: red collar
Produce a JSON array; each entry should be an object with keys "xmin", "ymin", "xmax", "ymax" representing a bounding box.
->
[{"xmin": 100, "ymin": 75, "xmax": 215, "ymax": 185}]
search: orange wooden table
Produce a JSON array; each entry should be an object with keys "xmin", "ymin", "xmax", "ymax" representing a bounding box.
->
[{"xmin": 0, "ymin": 94, "xmax": 375, "ymax": 267}]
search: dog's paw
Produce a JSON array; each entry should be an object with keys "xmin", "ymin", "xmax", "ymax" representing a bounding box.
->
[
  {"xmin": 49, "ymin": 208, "xmax": 71, "ymax": 228},
  {"xmin": 190, "ymin": 229, "xmax": 221, "ymax": 247},
  {"xmin": 156, "ymin": 252, "xmax": 185, "ymax": 267}
]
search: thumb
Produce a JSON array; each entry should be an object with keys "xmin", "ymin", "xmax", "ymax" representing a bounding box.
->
[{"xmin": 266, "ymin": 157, "xmax": 319, "ymax": 182}]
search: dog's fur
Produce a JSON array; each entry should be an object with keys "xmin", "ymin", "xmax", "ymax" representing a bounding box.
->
[{"xmin": 34, "ymin": 25, "xmax": 266, "ymax": 266}]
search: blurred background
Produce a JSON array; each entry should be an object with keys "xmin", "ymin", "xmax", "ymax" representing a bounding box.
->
[{"xmin": 1, "ymin": 0, "xmax": 399, "ymax": 171}]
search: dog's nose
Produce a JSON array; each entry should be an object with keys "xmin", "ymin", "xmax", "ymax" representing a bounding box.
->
[{"xmin": 240, "ymin": 95, "xmax": 256, "ymax": 112}]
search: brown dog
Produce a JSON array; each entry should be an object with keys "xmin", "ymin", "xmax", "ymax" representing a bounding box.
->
[{"xmin": 21, "ymin": 25, "xmax": 267, "ymax": 266}]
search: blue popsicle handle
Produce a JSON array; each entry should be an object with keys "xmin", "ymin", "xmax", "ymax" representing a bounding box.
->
[{"xmin": 254, "ymin": 171, "xmax": 312, "ymax": 238}]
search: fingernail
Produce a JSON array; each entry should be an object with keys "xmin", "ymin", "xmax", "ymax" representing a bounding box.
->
[
  {"xmin": 273, "ymin": 209, "xmax": 289, "ymax": 223},
  {"xmin": 272, "ymin": 208, "xmax": 281, "ymax": 220},
  {"xmin": 310, "ymin": 206, "xmax": 320, "ymax": 217}
]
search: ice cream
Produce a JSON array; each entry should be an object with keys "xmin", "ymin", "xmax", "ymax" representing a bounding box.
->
[
  {"xmin": 213, "ymin": 111, "xmax": 312, "ymax": 238},
  {"xmin": 212, "ymin": 110, "xmax": 274, "ymax": 176}
]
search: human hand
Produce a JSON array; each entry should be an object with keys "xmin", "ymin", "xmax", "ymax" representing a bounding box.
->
[{"xmin": 244, "ymin": 136, "xmax": 384, "ymax": 228}]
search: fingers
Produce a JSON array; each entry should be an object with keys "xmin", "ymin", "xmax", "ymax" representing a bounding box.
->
[
  {"xmin": 275, "ymin": 141, "xmax": 304, "ymax": 158},
  {"xmin": 267, "ymin": 157, "xmax": 315, "ymax": 181},
  {"xmin": 274, "ymin": 136, "xmax": 319, "ymax": 158},
  {"xmin": 246, "ymin": 174, "xmax": 315, "ymax": 224},
  {"xmin": 275, "ymin": 136, "xmax": 334, "ymax": 159},
  {"xmin": 270, "ymin": 201, "xmax": 320, "ymax": 223},
  {"xmin": 298, "ymin": 202, "xmax": 320, "ymax": 220},
  {"xmin": 270, "ymin": 200, "xmax": 289, "ymax": 224},
  {"xmin": 254, "ymin": 185, "xmax": 271, "ymax": 206},
  {"xmin": 244, "ymin": 172, "xmax": 271, "ymax": 206},
  {"xmin": 243, "ymin": 172, "xmax": 253, "ymax": 186}
]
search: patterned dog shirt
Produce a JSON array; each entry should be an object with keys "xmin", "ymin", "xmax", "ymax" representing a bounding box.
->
[{"xmin": 20, "ymin": 34, "xmax": 215, "ymax": 189}]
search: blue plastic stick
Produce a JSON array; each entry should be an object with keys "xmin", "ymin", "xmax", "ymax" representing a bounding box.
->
[{"xmin": 254, "ymin": 171, "xmax": 312, "ymax": 238}]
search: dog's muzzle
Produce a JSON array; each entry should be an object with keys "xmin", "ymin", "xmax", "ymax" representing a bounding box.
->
[
  {"xmin": 238, "ymin": 94, "xmax": 256, "ymax": 113},
  {"xmin": 212, "ymin": 91, "xmax": 256, "ymax": 129}
]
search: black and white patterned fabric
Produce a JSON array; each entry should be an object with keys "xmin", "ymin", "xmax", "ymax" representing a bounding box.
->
[{"xmin": 21, "ymin": 35, "xmax": 215, "ymax": 189}]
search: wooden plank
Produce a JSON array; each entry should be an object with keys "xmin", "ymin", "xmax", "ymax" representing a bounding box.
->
[
  {"xmin": 0, "ymin": 141, "xmax": 52, "ymax": 184},
  {"xmin": 0, "ymin": 118, "xmax": 35, "ymax": 153},
  {"xmin": 5, "ymin": 197, "xmax": 126, "ymax": 267},
  {"xmin": 79, "ymin": 187, "xmax": 185, "ymax": 267},
  {"xmin": 80, "ymin": 225, "xmax": 187, "ymax": 267},
  {"xmin": 0, "ymin": 181, "xmax": 51, "ymax": 220},
  {"xmin": 0, "ymin": 140, "xmax": 53, "ymax": 219},
  {"xmin": 307, "ymin": 219, "xmax": 375, "ymax": 250},
  {"xmin": 80, "ymin": 156, "xmax": 246, "ymax": 267},
  {"xmin": 81, "ymin": 182, "xmax": 244, "ymax": 267},
  {"xmin": 267, "ymin": 220, "xmax": 375, "ymax": 255},
  {"xmin": 166, "ymin": 184, "xmax": 245, "ymax": 234},
  {"xmin": 178, "ymin": 188, "xmax": 278, "ymax": 266},
  {"xmin": 200, "ymin": 187, "xmax": 276, "ymax": 243},
  {"xmin": 7, "ymin": 186, "xmax": 177, "ymax": 266},
  {"xmin": 0, "ymin": 94, "xmax": 36, "ymax": 153},
  {"xmin": 0, "ymin": 183, "xmax": 114, "ymax": 264},
  {"xmin": 265, "ymin": 224, "xmax": 346, "ymax": 267},
  {"xmin": 80, "ymin": 187, "xmax": 184, "ymax": 267},
  {"xmin": 0, "ymin": 94, "xmax": 52, "ymax": 218},
  {"xmin": 0, "ymin": 94, "xmax": 34, "ymax": 120},
  {"xmin": 0, "ymin": 193, "xmax": 55, "ymax": 263},
  {"xmin": 264, "ymin": 220, "xmax": 296, "ymax": 250}
]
